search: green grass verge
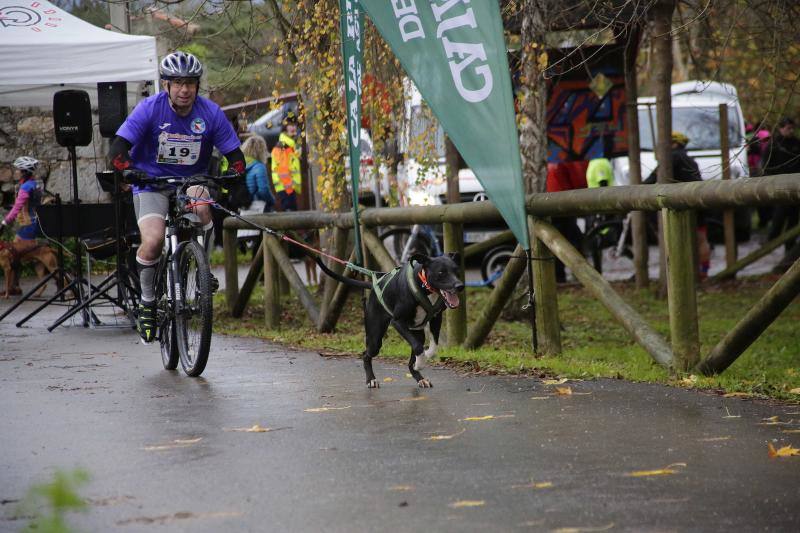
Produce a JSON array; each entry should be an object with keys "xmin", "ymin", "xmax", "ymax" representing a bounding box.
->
[{"xmin": 214, "ymin": 276, "xmax": 800, "ymax": 401}]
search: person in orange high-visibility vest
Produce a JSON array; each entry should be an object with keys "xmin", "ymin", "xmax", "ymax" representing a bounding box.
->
[{"xmin": 271, "ymin": 115, "xmax": 302, "ymax": 211}]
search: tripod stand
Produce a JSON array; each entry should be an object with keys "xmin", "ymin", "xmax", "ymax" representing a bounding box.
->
[{"xmin": 46, "ymin": 171, "xmax": 139, "ymax": 331}]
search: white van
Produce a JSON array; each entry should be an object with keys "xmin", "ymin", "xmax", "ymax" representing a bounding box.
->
[{"xmin": 613, "ymin": 80, "xmax": 749, "ymax": 184}]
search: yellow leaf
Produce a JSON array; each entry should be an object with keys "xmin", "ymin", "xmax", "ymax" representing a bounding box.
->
[
  {"xmin": 789, "ymin": 388, "xmax": 800, "ymax": 394},
  {"xmin": 463, "ymin": 415, "xmax": 495, "ymax": 421},
  {"xmin": 427, "ymin": 429, "xmax": 466, "ymax": 441},
  {"xmin": 389, "ymin": 485, "xmax": 414, "ymax": 492},
  {"xmin": 383, "ymin": 377, "xmax": 394, "ymax": 383},
  {"xmin": 304, "ymin": 406, "xmax": 351, "ymax": 413},
  {"xmin": 448, "ymin": 500, "xmax": 485, "ymax": 508},
  {"xmin": 405, "ymin": 373, "xmax": 413, "ymax": 379},
  {"xmin": 782, "ymin": 429, "xmax": 800, "ymax": 434},
  {"xmin": 530, "ymin": 396, "xmax": 550, "ymax": 400},
  {"xmin": 276, "ymin": 55, "xmax": 284, "ymax": 65},
  {"xmin": 512, "ymin": 481, "xmax": 553, "ymax": 489},
  {"xmin": 768, "ymin": 442, "xmax": 800, "ymax": 458},
  {"xmin": 626, "ymin": 463, "xmax": 686, "ymax": 477},
  {"xmin": 230, "ymin": 424, "xmax": 271, "ymax": 433},
  {"xmin": 626, "ymin": 468, "xmax": 677, "ymax": 477},
  {"xmin": 723, "ymin": 392, "xmax": 754, "ymax": 398},
  {"xmin": 542, "ymin": 378, "xmax": 568, "ymax": 385},
  {"xmin": 142, "ymin": 437, "xmax": 202, "ymax": 451},
  {"xmin": 555, "ymin": 386, "xmax": 573, "ymax": 396},
  {"xmin": 679, "ymin": 375, "xmax": 698, "ymax": 386}
]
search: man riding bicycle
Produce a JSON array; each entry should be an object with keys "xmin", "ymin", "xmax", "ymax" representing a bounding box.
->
[{"xmin": 108, "ymin": 51, "xmax": 245, "ymax": 343}]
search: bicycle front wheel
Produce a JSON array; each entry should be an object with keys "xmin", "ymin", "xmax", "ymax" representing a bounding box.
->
[
  {"xmin": 156, "ymin": 258, "xmax": 179, "ymax": 371},
  {"xmin": 175, "ymin": 240, "xmax": 213, "ymax": 377}
]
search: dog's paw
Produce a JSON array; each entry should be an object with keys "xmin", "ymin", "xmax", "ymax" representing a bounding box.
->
[
  {"xmin": 367, "ymin": 379, "xmax": 380, "ymax": 389},
  {"xmin": 417, "ymin": 378, "xmax": 433, "ymax": 388}
]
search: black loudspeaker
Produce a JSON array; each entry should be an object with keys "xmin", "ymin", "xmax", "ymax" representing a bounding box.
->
[
  {"xmin": 98, "ymin": 82, "xmax": 128, "ymax": 138},
  {"xmin": 53, "ymin": 90, "xmax": 93, "ymax": 147}
]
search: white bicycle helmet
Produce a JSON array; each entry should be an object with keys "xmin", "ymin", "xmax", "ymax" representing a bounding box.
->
[
  {"xmin": 13, "ymin": 156, "xmax": 39, "ymax": 172},
  {"xmin": 159, "ymin": 51, "xmax": 203, "ymax": 80}
]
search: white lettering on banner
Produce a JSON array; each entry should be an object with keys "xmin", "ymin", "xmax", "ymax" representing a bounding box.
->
[
  {"xmin": 347, "ymin": 55, "xmax": 361, "ymax": 147},
  {"xmin": 431, "ymin": 0, "xmax": 493, "ymax": 103},
  {"xmin": 391, "ymin": 0, "xmax": 426, "ymax": 42},
  {"xmin": 344, "ymin": 0, "xmax": 362, "ymax": 51},
  {"xmin": 430, "ymin": 0, "xmax": 469, "ymax": 21}
]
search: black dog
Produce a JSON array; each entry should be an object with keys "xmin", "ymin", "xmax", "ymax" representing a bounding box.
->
[{"xmin": 315, "ymin": 253, "xmax": 464, "ymax": 388}]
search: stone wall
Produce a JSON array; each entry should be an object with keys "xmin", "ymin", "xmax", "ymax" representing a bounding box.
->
[{"xmin": 0, "ymin": 107, "xmax": 112, "ymax": 207}]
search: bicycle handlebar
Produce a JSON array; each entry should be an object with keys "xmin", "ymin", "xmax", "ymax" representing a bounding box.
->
[{"xmin": 121, "ymin": 171, "xmax": 239, "ymax": 189}]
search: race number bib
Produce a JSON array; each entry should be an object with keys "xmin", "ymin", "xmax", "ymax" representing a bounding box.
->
[{"xmin": 156, "ymin": 132, "xmax": 202, "ymax": 165}]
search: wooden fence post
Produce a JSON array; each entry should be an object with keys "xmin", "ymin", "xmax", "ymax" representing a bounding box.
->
[
  {"xmin": 530, "ymin": 217, "xmax": 561, "ymax": 355},
  {"xmin": 664, "ymin": 209, "xmax": 700, "ymax": 370},
  {"xmin": 698, "ymin": 257, "xmax": 800, "ymax": 375},
  {"xmin": 719, "ymin": 103, "xmax": 737, "ymax": 268},
  {"xmin": 223, "ymin": 227, "xmax": 239, "ymax": 314},
  {"xmin": 463, "ymin": 244, "xmax": 527, "ymax": 349},
  {"xmin": 263, "ymin": 233, "xmax": 280, "ymax": 329},
  {"xmin": 443, "ymin": 222, "xmax": 466, "ymax": 346}
]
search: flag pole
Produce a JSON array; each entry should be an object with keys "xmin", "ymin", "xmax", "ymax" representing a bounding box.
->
[{"xmin": 340, "ymin": 0, "xmax": 365, "ymax": 267}]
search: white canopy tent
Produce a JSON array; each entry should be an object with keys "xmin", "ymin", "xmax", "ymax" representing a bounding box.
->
[{"xmin": 0, "ymin": 0, "xmax": 158, "ymax": 108}]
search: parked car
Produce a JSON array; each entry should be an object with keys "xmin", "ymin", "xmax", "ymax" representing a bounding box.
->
[
  {"xmin": 247, "ymin": 99, "xmax": 300, "ymax": 151},
  {"xmin": 612, "ymin": 80, "xmax": 751, "ymax": 241}
]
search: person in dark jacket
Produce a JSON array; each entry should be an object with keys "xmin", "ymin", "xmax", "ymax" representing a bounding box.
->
[
  {"xmin": 763, "ymin": 117, "xmax": 800, "ymax": 251},
  {"xmin": 644, "ymin": 132, "xmax": 712, "ymax": 278}
]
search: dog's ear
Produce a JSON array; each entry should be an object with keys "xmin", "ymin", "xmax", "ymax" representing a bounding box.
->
[
  {"xmin": 446, "ymin": 252, "xmax": 461, "ymax": 265},
  {"xmin": 408, "ymin": 253, "xmax": 430, "ymax": 267}
]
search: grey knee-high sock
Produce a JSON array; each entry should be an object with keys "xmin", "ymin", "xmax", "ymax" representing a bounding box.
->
[
  {"xmin": 137, "ymin": 256, "xmax": 159, "ymax": 303},
  {"xmin": 202, "ymin": 222, "xmax": 214, "ymax": 256}
]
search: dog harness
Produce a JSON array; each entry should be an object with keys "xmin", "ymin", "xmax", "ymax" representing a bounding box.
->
[{"xmin": 372, "ymin": 261, "xmax": 445, "ymax": 330}]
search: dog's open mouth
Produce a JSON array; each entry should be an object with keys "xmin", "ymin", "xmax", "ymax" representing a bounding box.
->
[{"xmin": 439, "ymin": 289, "xmax": 460, "ymax": 309}]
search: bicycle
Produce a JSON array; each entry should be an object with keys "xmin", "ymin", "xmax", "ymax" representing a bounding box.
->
[
  {"xmin": 126, "ymin": 172, "xmax": 227, "ymax": 377},
  {"xmin": 378, "ymin": 224, "xmax": 514, "ymax": 288}
]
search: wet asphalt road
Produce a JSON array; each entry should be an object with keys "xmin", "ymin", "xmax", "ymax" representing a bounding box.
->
[{"xmin": 1, "ymin": 299, "xmax": 799, "ymax": 532}]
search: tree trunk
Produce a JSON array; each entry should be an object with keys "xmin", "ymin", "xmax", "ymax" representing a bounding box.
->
[
  {"xmin": 520, "ymin": 1, "xmax": 548, "ymax": 195},
  {"xmin": 652, "ymin": 0, "xmax": 676, "ymax": 298}
]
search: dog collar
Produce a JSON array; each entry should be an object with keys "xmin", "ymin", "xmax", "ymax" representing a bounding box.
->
[{"xmin": 417, "ymin": 269, "xmax": 435, "ymax": 294}]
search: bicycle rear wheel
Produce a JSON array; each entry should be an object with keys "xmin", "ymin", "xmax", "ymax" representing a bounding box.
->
[
  {"xmin": 175, "ymin": 240, "xmax": 212, "ymax": 377},
  {"xmin": 379, "ymin": 227, "xmax": 433, "ymax": 264}
]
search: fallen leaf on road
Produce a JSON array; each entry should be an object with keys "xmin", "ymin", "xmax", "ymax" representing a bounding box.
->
[
  {"xmin": 427, "ymin": 429, "xmax": 466, "ymax": 441},
  {"xmin": 760, "ymin": 416, "xmax": 791, "ymax": 426},
  {"xmin": 383, "ymin": 377, "xmax": 394, "ymax": 383},
  {"xmin": 768, "ymin": 442, "xmax": 800, "ymax": 458},
  {"xmin": 625, "ymin": 463, "xmax": 686, "ymax": 477},
  {"xmin": 542, "ymin": 378, "xmax": 569, "ymax": 385},
  {"xmin": 555, "ymin": 386, "xmax": 572, "ymax": 396},
  {"xmin": 552, "ymin": 523, "xmax": 614, "ymax": 533},
  {"xmin": 679, "ymin": 375, "xmax": 698, "ymax": 386},
  {"xmin": 389, "ymin": 485, "xmax": 414, "ymax": 492},
  {"xmin": 448, "ymin": 500, "xmax": 485, "ymax": 508},
  {"xmin": 511, "ymin": 481, "xmax": 553, "ymax": 489},
  {"xmin": 142, "ymin": 437, "xmax": 202, "ymax": 451},
  {"xmin": 461, "ymin": 414, "xmax": 515, "ymax": 422},
  {"xmin": 530, "ymin": 396, "xmax": 550, "ymax": 400},
  {"xmin": 304, "ymin": 406, "xmax": 351, "ymax": 413},
  {"xmin": 697, "ymin": 436, "xmax": 731, "ymax": 442},
  {"xmin": 229, "ymin": 425, "xmax": 270, "ymax": 433},
  {"xmin": 781, "ymin": 429, "xmax": 800, "ymax": 434},
  {"xmin": 405, "ymin": 373, "xmax": 413, "ymax": 379},
  {"xmin": 723, "ymin": 392, "xmax": 754, "ymax": 398}
]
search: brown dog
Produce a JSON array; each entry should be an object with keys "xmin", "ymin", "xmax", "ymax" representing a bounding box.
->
[{"xmin": 0, "ymin": 242, "xmax": 58, "ymax": 298}]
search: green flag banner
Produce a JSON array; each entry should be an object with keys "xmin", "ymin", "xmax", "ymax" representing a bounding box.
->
[
  {"xmin": 360, "ymin": 0, "xmax": 529, "ymax": 248},
  {"xmin": 340, "ymin": 0, "xmax": 365, "ymax": 264}
]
